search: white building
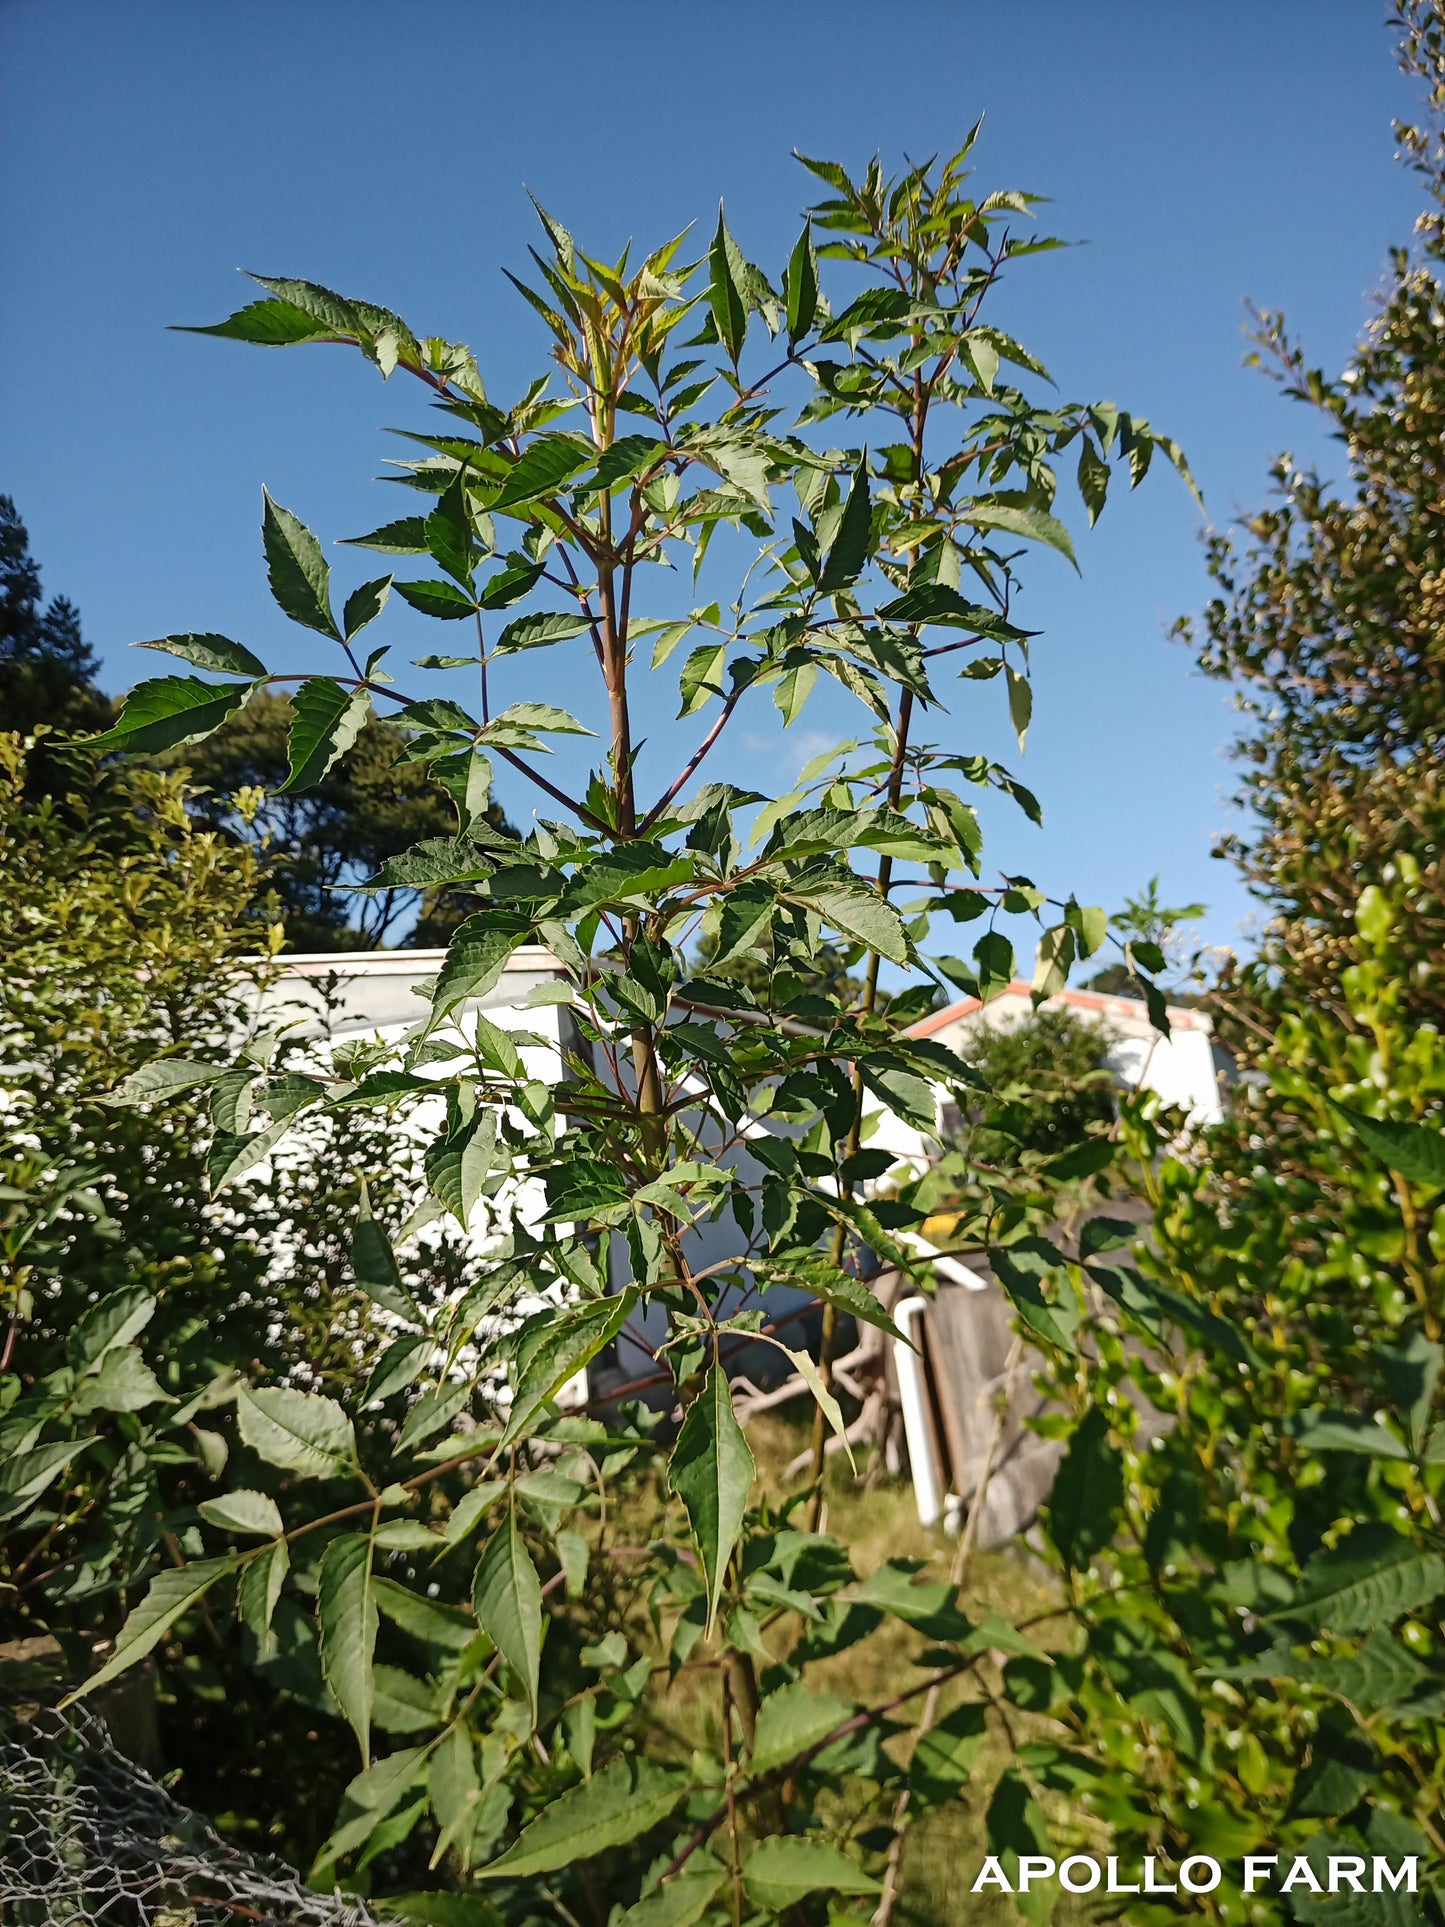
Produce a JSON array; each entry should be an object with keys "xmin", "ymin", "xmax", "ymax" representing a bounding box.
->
[
  {"xmin": 251, "ymin": 945, "xmax": 571, "ymax": 1045},
  {"xmin": 250, "ymin": 952, "xmax": 1221, "ymax": 1514},
  {"xmin": 904, "ymin": 979, "xmax": 1226, "ymax": 1128}
]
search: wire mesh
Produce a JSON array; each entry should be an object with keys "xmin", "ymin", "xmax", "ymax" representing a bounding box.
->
[{"xmin": 0, "ymin": 1703, "xmax": 384, "ymax": 1927}]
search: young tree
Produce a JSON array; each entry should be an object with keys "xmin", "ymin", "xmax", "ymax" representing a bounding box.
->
[{"xmin": 67, "ymin": 143, "xmax": 1194, "ymax": 1911}]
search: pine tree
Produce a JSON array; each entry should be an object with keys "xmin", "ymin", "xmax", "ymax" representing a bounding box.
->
[{"xmin": 0, "ymin": 495, "xmax": 108, "ymax": 736}]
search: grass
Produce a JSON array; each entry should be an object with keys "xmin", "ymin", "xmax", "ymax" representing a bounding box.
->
[{"xmin": 624, "ymin": 1406, "xmax": 1079, "ymax": 1927}]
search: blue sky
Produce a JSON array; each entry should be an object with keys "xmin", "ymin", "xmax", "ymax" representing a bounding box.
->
[{"xmin": 1, "ymin": 2, "xmax": 1423, "ymax": 964}]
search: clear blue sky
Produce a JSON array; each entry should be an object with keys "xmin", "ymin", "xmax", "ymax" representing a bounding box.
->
[{"xmin": 2, "ymin": 2, "xmax": 1423, "ymax": 963}]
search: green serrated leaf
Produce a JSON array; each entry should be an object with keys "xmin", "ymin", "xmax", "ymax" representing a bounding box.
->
[
  {"xmin": 1292, "ymin": 1410, "xmax": 1414, "ymax": 1461},
  {"xmin": 236, "ymin": 1386, "xmax": 355, "ymax": 1480},
  {"xmin": 1031, "ymin": 922, "xmax": 1073, "ymax": 999},
  {"xmin": 136, "ymin": 633, "xmax": 268, "ymax": 677},
  {"xmin": 341, "ymin": 517, "xmax": 430, "ymax": 555},
  {"xmin": 742, "ymin": 1838, "xmax": 879, "ymax": 1911},
  {"xmin": 353, "ymin": 1179, "xmax": 424, "ymax": 1322},
  {"xmin": 1046, "ymin": 1407, "xmax": 1122, "ymax": 1569},
  {"xmin": 105, "ymin": 1058, "xmax": 228, "ymax": 1105},
  {"xmin": 591, "ymin": 434, "xmax": 667, "ymax": 496},
  {"xmin": 70, "ymin": 1286, "xmax": 156, "ymax": 1368},
  {"xmin": 281, "ymin": 678, "xmax": 371, "ymax": 792},
  {"xmin": 365, "ymin": 1336, "xmax": 431, "ymax": 1407},
  {"xmin": 344, "ymin": 576, "xmax": 392, "ymax": 641},
  {"xmin": 198, "ymin": 1488, "xmax": 284, "ymax": 1538},
  {"xmin": 426, "ymin": 1112, "xmax": 499, "ymax": 1230},
  {"xmin": 787, "ymin": 880, "xmax": 907, "ymax": 964},
  {"xmin": 70, "ymin": 1345, "xmax": 168, "ymax": 1416},
  {"xmin": 396, "ymin": 578, "xmax": 478, "ymax": 621},
  {"xmin": 0, "ymin": 1439, "xmax": 97, "ymax": 1521},
  {"xmin": 750, "ymin": 1680, "xmax": 853, "ymax": 1776},
  {"xmin": 262, "ymin": 489, "xmax": 339, "ymax": 638},
  {"xmin": 483, "ymin": 701, "xmax": 594, "ymax": 738},
  {"xmin": 670, "ymin": 1366, "xmax": 754, "ymax": 1634},
  {"xmin": 972, "ymin": 928, "xmax": 1015, "ymax": 1000},
  {"xmin": 785, "ymin": 222, "xmax": 819, "ymax": 344},
  {"xmin": 85, "ymin": 676, "xmax": 255, "ymax": 757},
  {"xmin": 425, "ymin": 476, "xmax": 477, "ymax": 587},
  {"xmin": 322, "ymin": 1747, "xmax": 430, "ymax": 1863},
  {"xmin": 1267, "ymin": 1524, "xmax": 1445, "ymax": 1634},
  {"xmin": 984, "ymin": 1770, "xmax": 1054, "ymax": 1927},
  {"xmin": 781, "ymin": 1343, "xmax": 855, "ymax": 1472},
  {"xmin": 709, "ymin": 208, "xmax": 748, "ymax": 363},
  {"xmin": 618, "ymin": 1870, "xmax": 724, "ymax": 1927},
  {"xmin": 373, "ymin": 1579, "xmax": 475, "ymax": 1653},
  {"xmin": 181, "ymin": 297, "xmax": 335, "ymax": 347},
  {"xmin": 876, "ymin": 584, "xmax": 1025, "ymax": 637},
  {"xmin": 1077, "ymin": 435, "xmax": 1109, "ymax": 525},
  {"xmin": 320, "ymin": 1533, "xmax": 377, "ymax": 1761},
  {"xmin": 500, "ymin": 1290, "xmax": 636, "ymax": 1449},
  {"xmin": 965, "ymin": 501, "xmax": 1077, "ymax": 570},
  {"xmin": 818, "ymin": 461, "xmax": 872, "ymax": 592},
  {"xmin": 759, "ymin": 1253, "xmax": 903, "ymax": 1342},
  {"xmin": 678, "ymin": 641, "xmax": 727, "ymax": 717},
  {"xmin": 774, "ymin": 660, "xmax": 817, "ymax": 726},
  {"xmin": 237, "ymin": 1538, "xmax": 289, "ymax": 1641},
  {"xmin": 207, "ymin": 1117, "xmax": 290, "ymax": 1192},
  {"xmin": 471, "ymin": 1511, "xmax": 542, "ymax": 1720},
  {"xmin": 422, "ymin": 911, "xmax": 532, "ymax": 1039},
  {"xmin": 62, "ymin": 1557, "xmax": 243, "ymax": 1705},
  {"xmin": 492, "ymin": 611, "xmax": 590, "ymax": 656},
  {"xmin": 1005, "ymin": 664, "xmax": 1032, "ymax": 753},
  {"xmin": 1331, "ymin": 1103, "xmax": 1445, "ymax": 1189},
  {"xmin": 910, "ymin": 1701, "xmax": 988, "ymax": 1808},
  {"xmin": 492, "ymin": 437, "xmax": 592, "ymax": 512},
  {"xmin": 479, "ymin": 1757, "xmax": 685, "ymax": 1879}
]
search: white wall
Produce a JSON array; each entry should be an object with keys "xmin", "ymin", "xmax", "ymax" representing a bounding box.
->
[{"xmin": 912, "ymin": 984, "xmax": 1224, "ymax": 1128}]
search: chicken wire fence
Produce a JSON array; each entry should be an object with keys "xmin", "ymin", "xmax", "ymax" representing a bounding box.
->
[{"xmin": 0, "ymin": 1702, "xmax": 383, "ymax": 1927}]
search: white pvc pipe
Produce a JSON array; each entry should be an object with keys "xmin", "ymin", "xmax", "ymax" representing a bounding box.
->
[{"xmin": 893, "ymin": 1296, "xmax": 945, "ymax": 1528}]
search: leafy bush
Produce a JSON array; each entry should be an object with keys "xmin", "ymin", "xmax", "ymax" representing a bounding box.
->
[
  {"xmin": 1181, "ymin": 0, "xmax": 1445, "ymax": 1039},
  {"xmin": 946, "ymin": 1006, "xmax": 1118, "ymax": 1167},
  {"xmin": 1002, "ymin": 9, "xmax": 1445, "ymax": 1907},
  {"xmin": 0, "ymin": 740, "xmax": 479, "ymax": 1815},
  {"xmin": 1019, "ymin": 873, "xmax": 1445, "ymax": 1919},
  {"xmin": 0, "ymin": 737, "xmax": 276, "ymax": 1655}
]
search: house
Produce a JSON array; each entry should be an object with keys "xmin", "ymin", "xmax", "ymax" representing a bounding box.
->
[
  {"xmin": 905, "ymin": 978, "xmax": 1226, "ymax": 1127},
  {"xmin": 246, "ymin": 947, "xmax": 836, "ymax": 1408},
  {"xmin": 244, "ymin": 945, "xmax": 589, "ymax": 1408},
  {"xmin": 884, "ymin": 980, "xmax": 1216, "ymax": 1539},
  {"xmin": 251, "ymin": 951, "xmax": 1212, "ymax": 1546},
  {"xmin": 250, "ymin": 945, "xmax": 572, "ymax": 1044}
]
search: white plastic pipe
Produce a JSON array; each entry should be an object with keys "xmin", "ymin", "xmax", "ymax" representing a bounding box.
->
[{"xmin": 893, "ymin": 1296, "xmax": 945, "ymax": 1528}]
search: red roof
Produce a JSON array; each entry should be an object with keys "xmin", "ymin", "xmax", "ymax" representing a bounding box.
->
[{"xmin": 905, "ymin": 979, "xmax": 1211, "ymax": 1039}]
